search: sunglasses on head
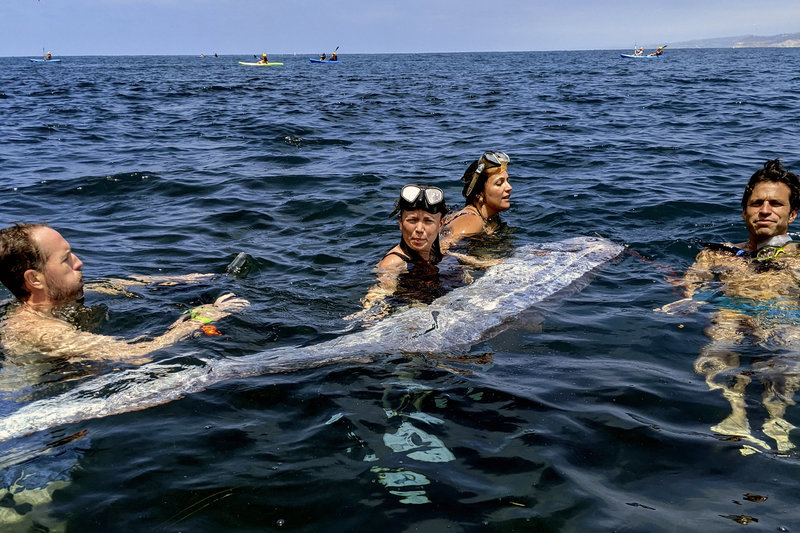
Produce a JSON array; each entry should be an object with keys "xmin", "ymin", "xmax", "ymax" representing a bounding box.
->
[
  {"xmin": 391, "ymin": 184, "xmax": 447, "ymax": 216},
  {"xmin": 464, "ymin": 151, "xmax": 510, "ymax": 198}
]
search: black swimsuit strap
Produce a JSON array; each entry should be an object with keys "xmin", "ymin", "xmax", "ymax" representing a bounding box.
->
[
  {"xmin": 446, "ymin": 208, "xmax": 483, "ymax": 224},
  {"xmin": 396, "ymin": 237, "xmax": 442, "ymax": 265},
  {"xmin": 384, "ymin": 250, "xmax": 413, "ymax": 262},
  {"xmin": 701, "ymin": 242, "xmax": 748, "ymax": 257}
]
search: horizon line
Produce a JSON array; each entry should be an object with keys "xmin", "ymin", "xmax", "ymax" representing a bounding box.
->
[{"xmin": 6, "ymin": 46, "xmax": 793, "ymax": 59}]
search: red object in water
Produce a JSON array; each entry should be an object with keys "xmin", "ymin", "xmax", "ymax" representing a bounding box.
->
[{"xmin": 201, "ymin": 324, "xmax": 222, "ymax": 336}]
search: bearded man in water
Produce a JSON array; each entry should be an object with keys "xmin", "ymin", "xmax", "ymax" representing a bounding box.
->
[{"xmin": 0, "ymin": 223, "xmax": 247, "ymax": 363}]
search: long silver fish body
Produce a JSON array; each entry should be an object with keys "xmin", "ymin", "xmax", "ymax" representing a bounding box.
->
[{"xmin": 0, "ymin": 236, "xmax": 622, "ymax": 442}]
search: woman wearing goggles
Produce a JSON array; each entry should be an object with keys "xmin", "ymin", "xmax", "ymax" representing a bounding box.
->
[
  {"xmin": 380, "ymin": 184, "xmax": 447, "ymax": 268},
  {"xmin": 443, "ymin": 151, "xmax": 512, "ymax": 242},
  {"xmin": 346, "ymin": 185, "xmax": 449, "ymax": 321}
]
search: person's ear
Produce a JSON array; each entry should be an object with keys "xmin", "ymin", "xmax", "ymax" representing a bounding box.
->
[
  {"xmin": 790, "ymin": 208, "xmax": 798, "ymax": 224},
  {"xmin": 22, "ymin": 269, "xmax": 44, "ymax": 293}
]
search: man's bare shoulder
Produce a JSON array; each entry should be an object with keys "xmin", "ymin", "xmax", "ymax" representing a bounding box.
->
[
  {"xmin": 2, "ymin": 306, "xmax": 76, "ymax": 333},
  {"xmin": 780, "ymin": 242, "xmax": 800, "ymax": 255},
  {"xmin": 0, "ymin": 306, "xmax": 131, "ymax": 362},
  {"xmin": 703, "ymin": 241, "xmax": 746, "ymax": 254},
  {"xmin": 695, "ymin": 240, "xmax": 800, "ymax": 268},
  {"xmin": 692, "ymin": 243, "xmax": 748, "ymax": 266},
  {"xmin": 1, "ymin": 307, "xmax": 79, "ymax": 354}
]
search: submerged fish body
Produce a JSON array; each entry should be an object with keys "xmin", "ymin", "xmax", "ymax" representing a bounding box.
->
[{"xmin": 0, "ymin": 236, "xmax": 622, "ymax": 442}]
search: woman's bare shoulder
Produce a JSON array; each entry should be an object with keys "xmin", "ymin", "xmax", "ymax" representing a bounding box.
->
[
  {"xmin": 443, "ymin": 209, "xmax": 483, "ymax": 237},
  {"xmin": 377, "ymin": 246, "xmax": 408, "ymax": 269}
]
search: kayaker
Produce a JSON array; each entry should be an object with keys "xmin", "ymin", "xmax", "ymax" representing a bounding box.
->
[
  {"xmin": 258, "ymin": 53, "xmax": 269, "ymax": 64},
  {"xmin": 44, "ymin": 51, "xmax": 52, "ymax": 60},
  {"xmin": 331, "ymin": 52, "xmax": 338, "ymax": 61},
  {"xmin": 633, "ymin": 46, "xmax": 644, "ymax": 56},
  {"xmin": 442, "ymin": 150, "xmax": 512, "ymax": 244},
  {"xmin": 648, "ymin": 46, "xmax": 664, "ymax": 57},
  {"xmin": 320, "ymin": 53, "xmax": 327, "ymax": 60}
]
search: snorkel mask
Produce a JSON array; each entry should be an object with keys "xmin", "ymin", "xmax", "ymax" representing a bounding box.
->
[
  {"xmin": 701, "ymin": 234, "xmax": 795, "ymax": 264},
  {"xmin": 462, "ymin": 151, "xmax": 510, "ymax": 201},
  {"xmin": 390, "ymin": 185, "xmax": 447, "ymax": 217},
  {"xmin": 753, "ymin": 234, "xmax": 793, "ymax": 262}
]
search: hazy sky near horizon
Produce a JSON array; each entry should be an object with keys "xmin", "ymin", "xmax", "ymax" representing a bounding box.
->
[{"xmin": 2, "ymin": 0, "xmax": 798, "ymax": 56}]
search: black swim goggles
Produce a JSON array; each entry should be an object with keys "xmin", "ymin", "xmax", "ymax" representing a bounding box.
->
[
  {"xmin": 390, "ymin": 185, "xmax": 447, "ymax": 217},
  {"xmin": 463, "ymin": 151, "xmax": 510, "ymax": 198}
]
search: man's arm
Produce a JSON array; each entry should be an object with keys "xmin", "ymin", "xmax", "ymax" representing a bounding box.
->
[
  {"xmin": 658, "ymin": 249, "xmax": 718, "ymax": 314},
  {"xmin": 86, "ymin": 273, "xmax": 215, "ymax": 296},
  {"xmin": 679, "ymin": 249, "xmax": 719, "ymax": 298},
  {"xmin": 9, "ymin": 293, "xmax": 248, "ymax": 363}
]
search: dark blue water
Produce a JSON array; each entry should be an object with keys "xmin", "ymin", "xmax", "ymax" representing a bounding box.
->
[{"xmin": 1, "ymin": 49, "xmax": 800, "ymax": 531}]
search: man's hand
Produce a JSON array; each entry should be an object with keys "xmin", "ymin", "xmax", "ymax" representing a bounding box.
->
[
  {"xmin": 212, "ymin": 293, "xmax": 250, "ymax": 313},
  {"xmin": 656, "ymin": 297, "xmax": 706, "ymax": 315},
  {"xmin": 189, "ymin": 293, "xmax": 250, "ymax": 323}
]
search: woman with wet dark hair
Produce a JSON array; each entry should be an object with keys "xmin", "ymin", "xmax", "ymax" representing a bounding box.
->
[{"xmin": 443, "ymin": 150, "xmax": 512, "ymax": 242}]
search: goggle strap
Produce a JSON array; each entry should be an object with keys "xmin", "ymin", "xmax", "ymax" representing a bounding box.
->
[{"xmin": 465, "ymin": 162, "xmax": 486, "ymax": 198}]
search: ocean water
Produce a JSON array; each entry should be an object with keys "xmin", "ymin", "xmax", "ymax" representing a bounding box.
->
[{"xmin": 0, "ymin": 48, "xmax": 799, "ymax": 531}]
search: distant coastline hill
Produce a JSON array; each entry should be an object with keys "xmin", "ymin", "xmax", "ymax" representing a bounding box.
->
[{"xmin": 668, "ymin": 32, "xmax": 800, "ymax": 48}]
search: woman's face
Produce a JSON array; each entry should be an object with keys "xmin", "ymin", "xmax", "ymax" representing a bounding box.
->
[
  {"xmin": 481, "ymin": 165, "xmax": 512, "ymax": 215},
  {"xmin": 400, "ymin": 209, "xmax": 443, "ymax": 259}
]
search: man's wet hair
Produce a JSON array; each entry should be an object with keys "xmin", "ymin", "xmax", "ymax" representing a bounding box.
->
[
  {"xmin": 741, "ymin": 159, "xmax": 800, "ymax": 211},
  {"xmin": 0, "ymin": 223, "xmax": 48, "ymax": 300}
]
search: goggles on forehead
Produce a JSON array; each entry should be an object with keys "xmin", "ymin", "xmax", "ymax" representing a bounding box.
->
[
  {"xmin": 390, "ymin": 184, "xmax": 447, "ymax": 217},
  {"xmin": 463, "ymin": 151, "xmax": 510, "ymax": 199}
]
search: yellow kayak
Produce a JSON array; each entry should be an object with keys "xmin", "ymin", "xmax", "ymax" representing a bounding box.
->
[{"xmin": 238, "ymin": 61, "xmax": 283, "ymax": 66}]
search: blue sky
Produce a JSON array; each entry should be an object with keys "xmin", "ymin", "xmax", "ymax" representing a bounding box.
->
[{"xmin": 2, "ymin": 0, "xmax": 798, "ymax": 56}]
